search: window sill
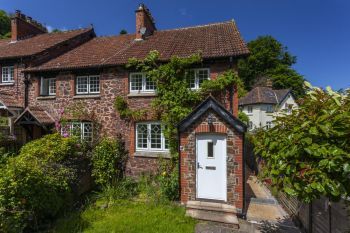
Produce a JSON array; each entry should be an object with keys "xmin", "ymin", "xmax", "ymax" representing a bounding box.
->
[
  {"xmin": 0, "ymin": 82, "xmax": 14, "ymax": 86},
  {"xmin": 73, "ymin": 95, "xmax": 101, "ymax": 99},
  {"xmin": 37, "ymin": 96, "xmax": 56, "ymax": 100},
  {"xmin": 134, "ymin": 151, "xmax": 171, "ymax": 159},
  {"xmin": 128, "ymin": 92, "xmax": 157, "ymax": 97}
]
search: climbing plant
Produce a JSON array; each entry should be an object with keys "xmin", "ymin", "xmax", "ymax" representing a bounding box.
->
[{"xmin": 117, "ymin": 50, "xmax": 245, "ymax": 156}]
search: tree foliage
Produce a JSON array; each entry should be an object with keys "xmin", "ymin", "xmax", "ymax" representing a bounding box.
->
[
  {"xmin": 238, "ymin": 36, "xmax": 305, "ymax": 98},
  {"xmin": 253, "ymin": 82, "xmax": 350, "ymax": 203},
  {"xmin": 0, "ymin": 10, "xmax": 11, "ymax": 39}
]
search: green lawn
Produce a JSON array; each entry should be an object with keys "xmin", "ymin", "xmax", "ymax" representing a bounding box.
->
[{"xmin": 52, "ymin": 200, "xmax": 197, "ymax": 233}]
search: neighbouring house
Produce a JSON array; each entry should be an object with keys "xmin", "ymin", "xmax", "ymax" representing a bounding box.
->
[
  {"xmin": 4, "ymin": 4, "xmax": 250, "ymax": 223},
  {"xmin": 0, "ymin": 10, "xmax": 94, "ymax": 141},
  {"xmin": 239, "ymin": 82, "xmax": 298, "ymax": 131}
]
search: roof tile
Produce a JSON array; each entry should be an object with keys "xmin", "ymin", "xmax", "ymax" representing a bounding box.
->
[
  {"xmin": 239, "ymin": 87, "xmax": 291, "ymax": 105},
  {"xmin": 26, "ymin": 21, "xmax": 249, "ymax": 72}
]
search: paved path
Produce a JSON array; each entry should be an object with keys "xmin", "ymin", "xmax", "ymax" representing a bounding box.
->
[{"xmin": 195, "ymin": 175, "xmax": 301, "ymax": 233}]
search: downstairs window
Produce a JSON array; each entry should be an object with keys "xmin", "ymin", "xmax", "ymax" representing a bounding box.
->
[
  {"xmin": 61, "ymin": 121, "xmax": 93, "ymax": 142},
  {"xmin": 136, "ymin": 122, "xmax": 168, "ymax": 151}
]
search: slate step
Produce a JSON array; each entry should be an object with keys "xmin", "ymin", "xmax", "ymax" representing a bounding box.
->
[{"xmin": 186, "ymin": 208, "xmax": 239, "ymax": 225}]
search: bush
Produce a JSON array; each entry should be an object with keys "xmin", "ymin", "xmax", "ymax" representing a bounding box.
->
[
  {"xmin": 157, "ymin": 158, "xmax": 179, "ymax": 201},
  {"xmin": 0, "ymin": 133, "xmax": 83, "ymax": 232},
  {"xmin": 91, "ymin": 136, "xmax": 128, "ymax": 186},
  {"xmin": 253, "ymin": 83, "xmax": 350, "ymax": 203}
]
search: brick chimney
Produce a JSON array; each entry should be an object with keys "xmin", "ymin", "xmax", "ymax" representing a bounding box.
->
[
  {"xmin": 11, "ymin": 10, "xmax": 47, "ymax": 41},
  {"xmin": 135, "ymin": 4, "xmax": 156, "ymax": 40}
]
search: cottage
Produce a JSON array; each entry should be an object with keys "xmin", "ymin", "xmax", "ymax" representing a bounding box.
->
[
  {"xmin": 0, "ymin": 10, "xmax": 94, "ymax": 140},
  {"xmin": 239, "ymin": 82, "xmax": 298, "ymax": 131},
  {"xmin": 2, "ymin": 4, "xmax": 250, "ymax": 223}
]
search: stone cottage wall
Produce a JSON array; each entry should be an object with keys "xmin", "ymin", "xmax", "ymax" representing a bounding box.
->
[
  {"xmin": 28, "ymin": 60, "xmax": 239, "ymax": 176},
  {"xmin": 180, "ymin": 110, "xmax": 244, "ymax": 212}
]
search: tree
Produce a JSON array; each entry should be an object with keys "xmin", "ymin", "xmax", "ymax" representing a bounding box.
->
[
  {"xmin": 238, "ymin": 36, "xmax": 305, "ymax": 98},
  {"xmin": 119, "ymin": 29, "xmax": 127, "ymax": 35},
  {"xmin": 0, "ymin": 10, "xmax": 11, "ymax": 39},
  {"xmin": 253, "ymin": 82, "xmax": 350, "ymax": 203}
]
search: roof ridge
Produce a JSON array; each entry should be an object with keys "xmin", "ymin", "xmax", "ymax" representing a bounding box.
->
[{"xmin": 158, "ymin": 20, "xmax": 233, "ymax": 32}]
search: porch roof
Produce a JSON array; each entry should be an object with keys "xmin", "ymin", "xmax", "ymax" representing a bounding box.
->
[
  {"xmin": 178, "ymin": 96, "xmax": 246, "ymax": 133},
  {"xmin": 15, "ymin": 106, "xmax": 55, "ymax": 126},
  {"xmin": 0, "ymin": 92, "xmax": 22, "ymax": 109}
]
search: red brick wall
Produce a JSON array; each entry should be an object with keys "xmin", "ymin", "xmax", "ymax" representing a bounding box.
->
[{"xmin": 179, "ymin": 110, "xmax": 244, "ymax": 212}]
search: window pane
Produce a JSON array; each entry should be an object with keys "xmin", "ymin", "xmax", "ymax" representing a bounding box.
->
[
  {"xmin": 207, "ymin": 141, "xmax": 214, "ymax": 158},
  {"xmin": 150, "ymin": 124, "xmax": 161, "ymax": 149},
  {"xmin": 145, "ymin": 76, "xmax": 155, "ymax": 91},
  {"xmin": 9, "ymin": 67, "xmax": 14, "ymax": 81},
  {"xmin": 197, "ymin": 69, "xmax": 209, "ymax": 87},
  {"xmin": 89, "ymin": 76, "xmax": 100, "ymax": 93},
  {"xmin": 130, "ymin": 74, "xmax": 143, "ymax": 91},
  {"xmin": 83, "ymin": 122, "xmax": 93, "ymax": 141},
  {"xmin": 186, "ymin": 70, "xmax": 196, "ymax": 89},
  {"xmin": 137, "ymin": 124, "xmax": 148, "ymax": 149},
  {"xmin": 77, "ymin": 76, "xmax": 88, "ymax": 94},
  {"xmin": 49, "ymin": 79, "xmax": 56, "ymax": 95},
  {"xmin": 71, "ymin": 122, "xmax": 82, "ymax": 137}
]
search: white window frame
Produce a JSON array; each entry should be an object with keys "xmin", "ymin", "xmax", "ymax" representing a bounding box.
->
[
  {"xmin": 135, "ymin": 122, "xmax": 168, "ymax": 152},
  {"xmin": 2, "ymin": 66, "xmax": 14, "ymax": 83},
  {"xmin": 187, "ymin": 68, "xmax": 210, "ymax": 90},
  {"xmin": 266, "ymin": 105, "xmax": 274, "ymax": 113},
  {"xmin": 129, "ymin": 72, "xmax": 155, "ymax": 93},
  {"xmin": 76, "ymin": 75, "xmax": 100, "ymax": 95},
  {"xmin": 40, "ymin": 77, "xmax": 56, "ymax": 96},
  {"xmin": 247, "ymin": 106, "xmax": 253, "ymax": 114},
  {"xmin": 61, "ymin": 122, "xmax": 93, "ymax": 142},
  {"xmin": 248, "ymin": 121, "xmax": 253, "ymax": 130}
]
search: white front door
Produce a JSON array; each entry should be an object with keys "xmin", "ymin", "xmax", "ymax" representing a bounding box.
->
[{"xmin": 196, "ymin": 134, "xmax": 227, "ymax": 201}]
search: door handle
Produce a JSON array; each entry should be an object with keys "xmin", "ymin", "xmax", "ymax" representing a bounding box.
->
[{"xmin": 197, "ymin": 162, "xmax": 203, "ymax": 169}]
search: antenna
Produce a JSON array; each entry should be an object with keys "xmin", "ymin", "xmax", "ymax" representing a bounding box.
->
[{"xmin": 140, "ymin": 27, "xmax": 147, "ymax": 35}]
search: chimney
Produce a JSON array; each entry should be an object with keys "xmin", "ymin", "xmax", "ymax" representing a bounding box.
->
[
  {"xmin": 253, "ymin": 76, "xmax": 273, "ymax": 88},
  {"xmin": 135, "ymin": 4, "xmax": 156, "ymax": 40},
  {"xmin": 11, "ymin": 10, "xmax": 47, "ymax": 41}
]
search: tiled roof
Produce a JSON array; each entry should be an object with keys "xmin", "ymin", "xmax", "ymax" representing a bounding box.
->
[
  {"xmin": 0, "ymin": 92, "xmax": 22, "ymax": 108},
  {"xmin": 0, "ymin": 28, "xmax": 93, "ymax": 60},
  {"xmin": 25, "ymin": 21, "xmax": 249, "ymax": 72},
  {"xmin": 239, "ymin": 87, "xmax": 291, "ymax": 105},
  {"xmin": 15, "ymin": 106, "xmax": 55, "ymax": 125}
]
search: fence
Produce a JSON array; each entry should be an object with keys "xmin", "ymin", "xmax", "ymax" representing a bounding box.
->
[{"xmin": 244, "ymin": 139, "xmax": 350, "ymax": 233}]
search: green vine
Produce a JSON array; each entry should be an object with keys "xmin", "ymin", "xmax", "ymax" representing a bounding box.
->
[
  {"xmin": 113, "ymin": 96, "xmax": 147, "ymax": 121},
  {"xmin": 116, "ymin": 50, "xmax": 244, "ymax": 156}
]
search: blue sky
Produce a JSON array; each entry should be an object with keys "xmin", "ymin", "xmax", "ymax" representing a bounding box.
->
[{"xmin": 2, "ymin": 0, "xmax": 349, "ymax": 89}]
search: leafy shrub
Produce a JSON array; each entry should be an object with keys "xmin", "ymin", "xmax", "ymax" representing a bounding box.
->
[
  {"xmin": 91, "ymin": 136, "xmax": 128, "ymax": 186},
  {"xmin": 0, "ymin": 133, "xmax": 82, "ymax": 232},
  {"xmin": 157, "ymin": 158, "xmax": 179, "ymax": 201},
  {"xmin": 253, "ymin": 83, "xmax": 350, "ymax": 203}
]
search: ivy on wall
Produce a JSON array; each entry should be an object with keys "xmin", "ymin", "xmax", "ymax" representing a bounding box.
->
[{"xmin": 115, "ymin": 50, "xmax": 245, "ymax": 156}]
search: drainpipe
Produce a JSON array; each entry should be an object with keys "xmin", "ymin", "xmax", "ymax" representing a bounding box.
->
[
  {"xmin": 241, "ymin": 134, "xmax": 247, "ymax": 219},
  {"xmin": 177, "ymin": 129, "xmax": 181, "ymax": 203},
  {"xmin": 24, "ymin": 73, "xmax": 30, "ymax": 108}
]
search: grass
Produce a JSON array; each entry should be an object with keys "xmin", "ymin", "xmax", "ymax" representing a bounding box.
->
[{"xmin": 52, "ymin": 200, "xmax": 197, "ymax": 233}]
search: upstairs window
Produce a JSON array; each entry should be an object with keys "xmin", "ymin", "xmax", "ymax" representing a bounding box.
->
[
  {"xmin": 2, "ymin": 66, "xmax": 14, "ymax": 83},
  {"xmin": 61, "ymin": 121, "xmax": 93, "ymax": 142},
  {"xmin": 247, "ymin": 106, "xmax": 253, "ymax": 113},
  {"xmin": 266, "ymin": 105, "xmax": 274, "ymax": 113},
  {"xmin": 186, "ymin": 68, "xmax": 210, "ymax": 90},
  {"xmin": 136, "ymin": 122, "xmax": 168, "ymax": 151},
  {"xmin": 40, "ymin": 77, "xmax": 56, "ymax": 96},
  {"xmin": 76, "ymin": 75, "xmax": 100, "ymax": 95},
  {"xmin": 130, "ymin": 73, "xmax": 155, "ymax": 93}
]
